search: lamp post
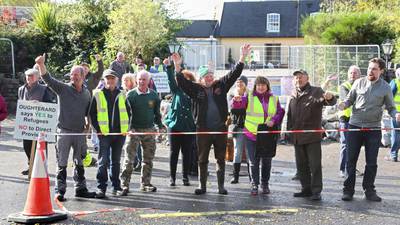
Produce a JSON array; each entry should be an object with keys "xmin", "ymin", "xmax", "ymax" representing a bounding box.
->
[
  {"xmin": 382, "ymin": 39, "xmax": 394, "ymax": 82},
  {"xmin": 168, "ymin": 41, "xmax": 181, "ymax": 54},
  {"xmin": 382, "ymin": 39, "xmax": 394, "ymax": 70}
]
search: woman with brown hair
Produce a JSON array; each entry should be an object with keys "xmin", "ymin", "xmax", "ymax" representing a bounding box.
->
[{"xmin": 233, "ymin": 76, "xmax": 284, "ymax": 195}]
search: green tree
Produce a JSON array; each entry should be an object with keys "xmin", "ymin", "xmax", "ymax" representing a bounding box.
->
[{"xmin": 105, "ymin": 0, "xmax": 183, "ymax": 65}]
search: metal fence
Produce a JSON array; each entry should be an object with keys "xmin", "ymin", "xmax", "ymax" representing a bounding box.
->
[{"xmin": 180, "ymin": 44, "xmax": 226, "ymax": 71}]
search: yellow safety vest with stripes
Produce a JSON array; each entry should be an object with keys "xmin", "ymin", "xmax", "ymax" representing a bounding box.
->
[
  {"xmin": 244, "ymin": 93, "xmax": 278, "ymax": 135},
  {"xmin": 338, "ymin": 81, "xmax": 352, "ymax": 118},
  {"xmin": 150, "ymin": 65, "xmax": 164, "ymax": 72},
  {"xmin": 93, "ymin": 90, "xmax": 129, "ymax": 135},
  {"xmin": 393, "ymin": 79, "xmax": 400, "ymax": 112}
]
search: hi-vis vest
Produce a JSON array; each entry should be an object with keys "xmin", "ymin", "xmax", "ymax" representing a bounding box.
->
[
  {"xmin": 338, "ymin": 81, "xmax": 352, "ymax": 118},
  {"xmin": 93, "ymin": 90, "xmax": 129, "ymax": 134},
  {"xmin": 244, "ymin": 93, "xmax": 278, "ymax": 135},
  {"xmin": 394, "ymin": 79, "xmax": 400, "ymax": 112},
  {"xmin": 150, "ymin": 65, "xmax": 164, "ymax": 72}
]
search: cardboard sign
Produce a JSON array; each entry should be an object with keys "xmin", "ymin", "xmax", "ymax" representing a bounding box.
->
[
  {"xmin": 14, "ymin": 100, "xmax": 58, "ymax": 142},
  {"xmin": 151, "ymin": 72, "xmax": 170, "ymax": 93}
]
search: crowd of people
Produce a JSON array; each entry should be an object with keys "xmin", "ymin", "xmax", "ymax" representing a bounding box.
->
[{"xmin": 5, "ymin": 43, "xmax": 399, "ymax": 203}]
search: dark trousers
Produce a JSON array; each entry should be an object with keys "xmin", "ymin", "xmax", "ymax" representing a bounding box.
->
[
  {"xmin": 169, "ymin": 128, "xmax": 193, "ymax": 181},
  {"xmin": 294, "ymin": 141, "xmax": 322, "ymax": 194},
  {"xmin": 344, "ymin": 125, "xmax": 381, "ymax": 194},
  {"xmin": 190, "ymin": 135, "xmax": 198, "ymax": 174},
  {"xmin": 246, "ymin": 137, "xmax": 272, "ymax": 186},
  {"xmin": 97, "ymin": 135, "xmax": 125, "ymax": 191},
  {"xmin": 23, "ymin": 139, "xmax": 48, "ymax": 162}
]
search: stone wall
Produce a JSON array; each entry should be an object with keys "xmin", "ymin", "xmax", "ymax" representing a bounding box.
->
[{"xmin": 0, "ymin": 74, "xmax": 20, "ymax": 114}]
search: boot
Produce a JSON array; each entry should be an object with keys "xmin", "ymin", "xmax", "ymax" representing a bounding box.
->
[
  {"xmin": 194, "ymin": 163, "xmax": 207, "ymax": 195},
  {"xmin": 217, "ymin": 162, "xmax": 228, "ymax": 195},
  {"xmin": 230, "ymin": 163, "xmax": 240, "ymax": 184}
]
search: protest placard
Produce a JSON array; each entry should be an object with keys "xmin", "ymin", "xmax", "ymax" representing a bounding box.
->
[
  {"xmin": 151, "ymin": 72, "xmax": 170, "ymax": 93},
  {"xmin": 14, "ymin": 100, "xmax": 58, "ymax": 142}
]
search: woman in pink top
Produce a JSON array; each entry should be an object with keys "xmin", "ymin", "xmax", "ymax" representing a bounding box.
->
[{"xmin": 233, "ymin": 76, "xmax": 284, "ymax": 195}]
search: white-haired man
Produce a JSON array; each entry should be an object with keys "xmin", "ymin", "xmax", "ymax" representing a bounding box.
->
[
  {"xmin": 18, "ymin": 68, "xmax": 53, "ymax": 175},
  {"xmin": 120, "ymin": 70, "xmax": 164, "ymax": 195}
]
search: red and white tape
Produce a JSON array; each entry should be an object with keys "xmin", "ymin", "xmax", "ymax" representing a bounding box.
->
[{"xmin": 49, "ymin": 127, "xmax": 395, "ymax": 136}]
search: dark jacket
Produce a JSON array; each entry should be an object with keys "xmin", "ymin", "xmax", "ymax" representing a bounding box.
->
[
  {"xmin": 287, "ymin": 83, "xmax": 337, "ymax": 145},
  {"xmin": 18, "ymin": 82, "xmax": 53, "ymax": 103},
  {"xmin": 228, "ymin": 92, "xmax": 246, "ymax": 128},
  {"xmin": 163, "ymin": 65, "xmax": 195, "ymax": 132},
  {"xmin": 86, "ymin": 60, "xmax": 104, "ymax": 94},
  {"xmin": 176, "ymin": 62, "xmax": 244, "ymax": 129},
  {"xmin": 89, "ymin": 88, "xmax": 129, "ymax": 134}
]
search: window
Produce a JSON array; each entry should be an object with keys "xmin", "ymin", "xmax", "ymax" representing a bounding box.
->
[{"xmin": 266, "ymin": 13, "xmax": 280, "ymax": 33}]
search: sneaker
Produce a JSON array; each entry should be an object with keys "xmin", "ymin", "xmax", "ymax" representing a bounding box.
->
[
  {"xmin": 170, "ymin": 180, "xmax": 176, "ymax": 187},
  {"xmin": 21, "ymin": 169, "xmax": 29, "ymax": 176},
  {"xmin": 218, "ymin": 187, "xmax": 228, "ymax": 195},
  {"xmin": 111, "ymin": 188, "xmax": 123, "ymax": 196},
  {"xmin": 55, "ymin": 193, "xmax": 66, "ymax": 202},
  {"xmin": 251, "ymin": 185, "xmax": 258, "ymax": 196},
  {"xmin": 119, "ymin": 188, "xmax": 129, "ymax": 196},
  {"xmin": 365, "ymin": 191, "xmax": 382, "ymax": 202},
  {"xmin": 140, "ymin": 184, "xmax": 157, "ymax": 192},
  {"xmin": 339, "ymin": 170, "xmax": 346, "ymax": 178},
  {"xmin": 194, "ymin": 187, "xmax": 206, "ymax": 195},
  {"xmin": 341, "ymin": 192, "xmax": 353, "ymax": 201},
  {"xmin": 75, "ymin": 189, "xmax": 96, "ymax": 198},
  {"xmin": 293, "ymin": 190, "xmax": 312, "ymax": 197},
  {"xmin": 261, "ymin": 185, "xmax": 270, "ymax": 194},
  {"xmin": 311, "ymin": 193, "xmax": 321, "ymax": 201},
  {"xmin": 95, "ymin": 190, "xmax": 106, "ymax": 199}
]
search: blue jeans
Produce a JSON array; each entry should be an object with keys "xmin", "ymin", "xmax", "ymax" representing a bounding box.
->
[
  {"xmin": 245, "ymin": 137, "xmax": 272, "ymax": 186},
  {"xmin": 344, "ymin": 124, "xmax": 381, "ymax": 194},
  {"xmin": 390, "ymin": 119, "xmax": 400, "ymax": 159},
  {"xmin": 233, "ymin": 130, "xmax": 248, "ymax": 163},
  {"xmin": 97, "ymin": 135, "xmax": 125, "ymax": 191},
  {"xmin": 339, "ymin": 122, "xmax": 349, "ymax": 172}
]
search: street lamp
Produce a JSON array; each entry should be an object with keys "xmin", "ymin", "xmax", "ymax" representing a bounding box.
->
[
  {"xmin": 168, "ymin": 41, "xmax": 181, "ymax": 53},
  {"xmin": 382, "ymin": 39, "xmax": 394, "ymax": 69}
]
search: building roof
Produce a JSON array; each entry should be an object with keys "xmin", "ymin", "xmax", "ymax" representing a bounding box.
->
[
  {"xmin": 176, "ymin": 20, "xmax": 218, "ymax": 38},
  {"xmin": 218, "ymin": 0, "xmax": 320, "ymax": 38}
]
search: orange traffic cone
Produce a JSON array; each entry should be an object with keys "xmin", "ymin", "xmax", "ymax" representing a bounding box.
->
[
  {"xmin": 23, "ymin": 139, "xmax": 53, "ymax": 216},
  {"xmin": 8, "ymin": 134, "xmax": 67, "ymax": 223}
]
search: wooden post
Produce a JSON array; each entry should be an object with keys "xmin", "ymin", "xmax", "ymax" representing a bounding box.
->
[{"xmin": 28, "ymin": 140, "xmax": 36, "ymax": 180}]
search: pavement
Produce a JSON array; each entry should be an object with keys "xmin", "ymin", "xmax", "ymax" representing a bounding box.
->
[{"xmin": 1, "ymin": 117, "xmax": 400, "ymax": 225}]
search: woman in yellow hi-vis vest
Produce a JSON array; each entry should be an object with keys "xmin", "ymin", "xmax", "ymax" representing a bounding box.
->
[{"xmin": 233, "ymin": 76, "xmax": 285, "ymax": 195}]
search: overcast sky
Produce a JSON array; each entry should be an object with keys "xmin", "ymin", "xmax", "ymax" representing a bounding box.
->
[{"xmin": 169, "ymin": 0, "xmax": 222, "ymax": 19}]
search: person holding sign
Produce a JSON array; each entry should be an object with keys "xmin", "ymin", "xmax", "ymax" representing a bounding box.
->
[
  {"xmin": 89, "ymin": 69, "xmax": 129, "ymax": 198},
  {"xmin": 18, "ymin": 68, "xmax": 54, "ymax": 175},
  {"xmin": 176, "ymin": 44, "xmax": 251, "ymax": 195},
  {"xmin": 35, "ymin": 54, "xmax": 96, "ymax": 201}
]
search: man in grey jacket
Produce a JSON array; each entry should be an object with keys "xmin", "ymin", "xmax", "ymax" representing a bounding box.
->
[
  {"xmin": 339, "ymin": 58, "xmax": 400, "ymax": 202},
  {"xmin": 35, "ymin": 54, "xmax": 96, "ymax": 201}
]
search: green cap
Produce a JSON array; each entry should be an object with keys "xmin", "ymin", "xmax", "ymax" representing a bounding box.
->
[{"xmin": 198, "ymin": 65, "xmax": 211, "ymax": 78}]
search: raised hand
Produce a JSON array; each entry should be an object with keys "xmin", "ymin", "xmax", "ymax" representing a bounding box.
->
[
  {"xmin": 163, "ymin": 58, "xmax": 170, "ymax": 66},
  {"xmin": 35, "ymin": 53, "xmax": 46, "ymax": 65}
]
